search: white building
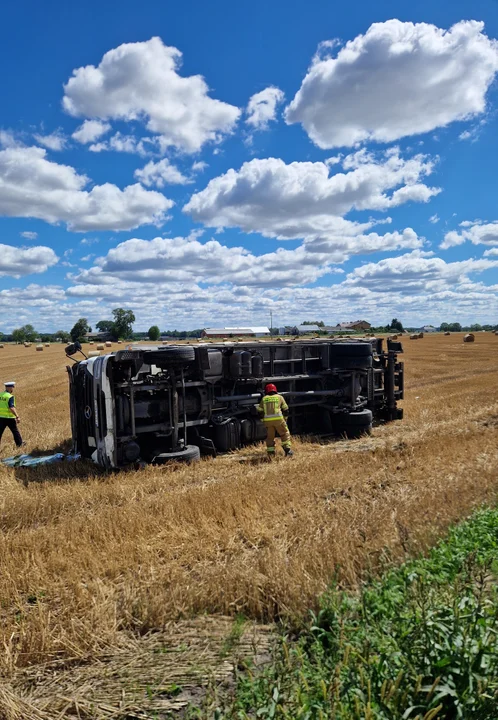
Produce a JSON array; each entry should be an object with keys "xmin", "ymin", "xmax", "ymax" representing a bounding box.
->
[
  {"xmin": 202, "ymin": 326, "xmax": 270, "ymax": 338},
  {"xmin": 418, "ymin": 325, "xmax": 438, "ymax": 333},
  {"xmin": 296, "ymin": 324, "xmax": 322, "ymax": 334}
]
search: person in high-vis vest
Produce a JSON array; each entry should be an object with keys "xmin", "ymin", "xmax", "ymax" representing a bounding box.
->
[
  {"xmin": 257, "ymin": 383, "xmax": 293, "ymax": 457},
  {"xmin": 0, "ymin": 381, "xmax": 24, "ymax": 448}
]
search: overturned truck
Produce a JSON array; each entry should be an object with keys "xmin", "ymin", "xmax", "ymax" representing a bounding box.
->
[{"xmin": 67, "ymin": 338, "xmax": 404, "ymax": 468}]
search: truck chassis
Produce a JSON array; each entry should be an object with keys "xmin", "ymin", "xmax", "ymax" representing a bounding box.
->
[{"xmin": 67, "ymin": 338, "xmax": 404, "ymax": 469}]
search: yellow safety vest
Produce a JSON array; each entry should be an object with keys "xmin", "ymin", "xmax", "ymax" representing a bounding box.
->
[
  {"xmin": 258, "ymin": 393, "xmax": 288, "ymax": 422},
  {"xmin": 0, "ymin": 391, "xmax": 15, "ymax": 419}
]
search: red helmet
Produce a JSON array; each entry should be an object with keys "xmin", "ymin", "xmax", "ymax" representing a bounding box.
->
[{"xmin": 265, "ymin": 383, "xmax": 277, "ymax": 393}]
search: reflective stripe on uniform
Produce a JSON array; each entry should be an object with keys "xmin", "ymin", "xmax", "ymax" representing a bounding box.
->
[
  {"xmin": 259, "ymin": 394, "xmax": 288, "ymax": 421},
  {"xmin": 0, "ymin": 391, "xmax": 14, "ymax": 419}
]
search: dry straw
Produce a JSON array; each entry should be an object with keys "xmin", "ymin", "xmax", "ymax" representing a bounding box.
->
[{"xmin": 0, "ymin": 335, "xmax": 498, "ymax": 684}]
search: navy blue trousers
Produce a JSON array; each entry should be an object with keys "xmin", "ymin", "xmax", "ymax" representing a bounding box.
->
[{"xmin": 0, "ymin": 418, "xmax": 23, "ymax": 446}]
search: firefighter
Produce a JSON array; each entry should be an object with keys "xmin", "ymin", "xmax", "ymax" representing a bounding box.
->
[
  {"xmin": 258, "ymin": 383, "xmax": 293, "ymax": 458},
  {"xmin": 0, "ymin": 381, "xmax": 24, "ymax": 448}
]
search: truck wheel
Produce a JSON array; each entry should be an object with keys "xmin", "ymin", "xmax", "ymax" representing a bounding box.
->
[
  {"xmin": 152, "ymin": 445, "xmax": 201, "ymax": 464},
  {"xmin": 334, "ymin": 409, "xmax": 373, "ymax": 439},
  {"xmin": 330, "ymin": 342, "xmax": 372, "ymax": 357},
  {"xmin": 144, "ymin": 346, "xmax": 196, "ymax": 367},
  {"xmin": 330, "ymin": 343, "xmax": 372, "ymax": 369},
  {"xmin": 330, "ymin": 355, "xmax": 373, "ymax": 369}
]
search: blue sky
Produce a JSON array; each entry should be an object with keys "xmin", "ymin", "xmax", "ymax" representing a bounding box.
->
[{"xmin": 1, "ymin": 0, "xmax": 498, "ymax": 331}]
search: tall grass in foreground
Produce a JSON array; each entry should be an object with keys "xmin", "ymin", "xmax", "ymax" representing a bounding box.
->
[{"xmin": 198, "ymin": 508, "xmax": 498, "ymax": 719}]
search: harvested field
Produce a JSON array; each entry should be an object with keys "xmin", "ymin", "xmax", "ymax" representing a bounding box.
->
[{"xmin": 1, "ymin": 334, "xmax": 498, "ymax": 709}]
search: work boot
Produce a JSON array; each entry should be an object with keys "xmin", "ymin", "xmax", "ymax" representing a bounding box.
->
[{"xmin": 284, "ymin": 447, "xmax": 293, "ymax": 457}]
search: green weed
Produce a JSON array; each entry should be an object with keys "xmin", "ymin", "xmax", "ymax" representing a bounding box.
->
[{"xmin": 193, "ymin": 508, "xmax": 498, "ymax": 719}]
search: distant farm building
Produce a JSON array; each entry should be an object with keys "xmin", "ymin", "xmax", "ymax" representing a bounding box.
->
[
  {"xmin": 326, "ymin": 321, "xmax": 371, "ymax": 332},
  {"xmin": 338, "ymin": 320, "xmax": 371, "ymax": 331},
  {"xmin": 295, "ymin": 325, "xmax": 322, "ymax": 335},
  {"xmin": 85, "ymin": 331, "xmax": 113, "ymax": 342},
  {"xmin": 418, "ymin": 325, "xmax": 438, "ymax": 333},
  {"xmin": 323, "ymin": 325, "xmax": 354, "ymax": 334},
  {"xmin": 202, "ymin": 326, "xmax": 270, "ymax": 338}
]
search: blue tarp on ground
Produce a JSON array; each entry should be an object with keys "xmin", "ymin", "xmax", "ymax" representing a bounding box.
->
[{"xmin": 1, "ymin": 453, "xmax": 81, "ymax": 467}]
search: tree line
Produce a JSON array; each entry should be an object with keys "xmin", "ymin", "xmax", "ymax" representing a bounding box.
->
[{"xmin": 4, "ymin": 315, "xmax": 497, "ymax": 343}]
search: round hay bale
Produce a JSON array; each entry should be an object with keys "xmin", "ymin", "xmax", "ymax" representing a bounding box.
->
[
  {"xmin": 87, "ymin": 350, "xmax": 100, "ymax": 357},
  {"xmin": 0, "ymin": 344, "xmax": 4, "ymax": 349},
  {"xmin": 44, "ymin": 343, "xmax": 50, "ymax": 347},
  {"xmin": 444, "ymin": 331, "xmax": 451, "ymax": 336},
  {"xmin": 418, "ymin": 332, "xmax": 424, "ymax": 339},
  {"xmin": 36, "ymin": 345, "xmax": 43, "ymax": 351},
  {"xmin": 463, "ymin": 333, "xmax": 475, "ymax": 343},
  {"xmin": 162, "ymin": 341, "xmax": 168, "ymax": 345},
  {"xmin": 390, "ymin": 334, "xmax": 398, "ymax": 340},
  {"xmin": 89, "ymin": 341, "xmax": 94, "ymax": 345},
  {"xmin": 410, "ymin": 334, "xmax": 418, "ymax": 340},
  {"xmin": 96, "ymin": 344, "xmax": 105, "ymax": 350},
  {"xmin": 117, "ymin": 340, "xmax": 122, "ymax": 344},
  {"xmin": 105, "ymin": 341, "xmax": 112, "ymax": 347}
]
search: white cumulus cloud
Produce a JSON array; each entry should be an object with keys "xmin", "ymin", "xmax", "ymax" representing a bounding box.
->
[
  {"xmin": 345, "ymin": 250, "xmax": 498, "ymax": 294},
  {"xmin": 0, "ymin": 243, "xmax": 58, "ymax": 278},
  {"xmin": 246, "ymin": 86, "xmax": 285, "ymax": 130},
  {"xmin": 184, "ymin": 149, "xmax": 439, "ymax": 253},
  {"xmin": 71, "ymin": 234, "xmax": 335, "ymax": 288},
  {"xmin": 0, "ymin": 145, "xmax": 173, "ymax": 232},
  {"xmin": 192, "ymin": 160, "xmax": 208, "ymax": 173},
  {"xmin": 72, "ymin": 120, "xmax": 111, "ymax": 144},
  {"xmin": 20, "ymin": 231, "xmax": 38, "ymax": 240},
  {"xmin": 441, "ymin": 220, "xmax": 498, "ymax": 249},
  {"xmin": 87, "ymin": 133, "xmax": 155, "ymax": 155},
  {"xmin": 63, "ymin": 36, "xmax": 241, "ymax": 153},
  {"xmin": 285, "ymin": 20, "xmax": 498, "ymax": 148},
  {"xmin": 33, "ymin": 130, "xmax": 67, "ymax": 151},
  {"xmin": 134, "ymin": 158, "xmax": 190, "ymax": 187}
]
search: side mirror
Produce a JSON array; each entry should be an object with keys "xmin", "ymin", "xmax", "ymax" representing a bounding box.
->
[{"xmin": 65, "ymin": 341, "xmax": 82, "ymax": 356}]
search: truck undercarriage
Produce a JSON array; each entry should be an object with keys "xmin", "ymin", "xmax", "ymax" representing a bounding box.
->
[{"xmin": 66, "ymin": 338, "xmax": 404, "ymax": 469}]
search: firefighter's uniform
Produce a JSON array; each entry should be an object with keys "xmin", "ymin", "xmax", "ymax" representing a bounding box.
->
[{"xmin": 258, "ymin": 390, "xmax": 292, "ymax": 456}]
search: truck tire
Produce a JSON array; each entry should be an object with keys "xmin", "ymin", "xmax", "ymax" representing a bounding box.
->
[
  {"xmin": 330, "ymin": 355, "xmax": 373, "ymax": 369},
  {"xmin": 334, "ymin": 409, "xmax": 373, "ymax": 439},
  {"xmin": 144, "ymin": 346, "xmax": 196, "ymax": 367},
  {"xmin": 330, "ymin": 342, "xmax": 372, "ymax": 357},
  {"xmin": 152, "ymin": 445, "xmax": 201, "ymax": 464}
]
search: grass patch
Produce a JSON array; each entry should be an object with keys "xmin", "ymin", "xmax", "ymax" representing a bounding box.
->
[
  {"xmin": 195, "ymin": 508, "xmax": 498, "ymax": 719},
  {"xmin": 222, "ymin": 614, "xmax": 248, "ymax": 656}
]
